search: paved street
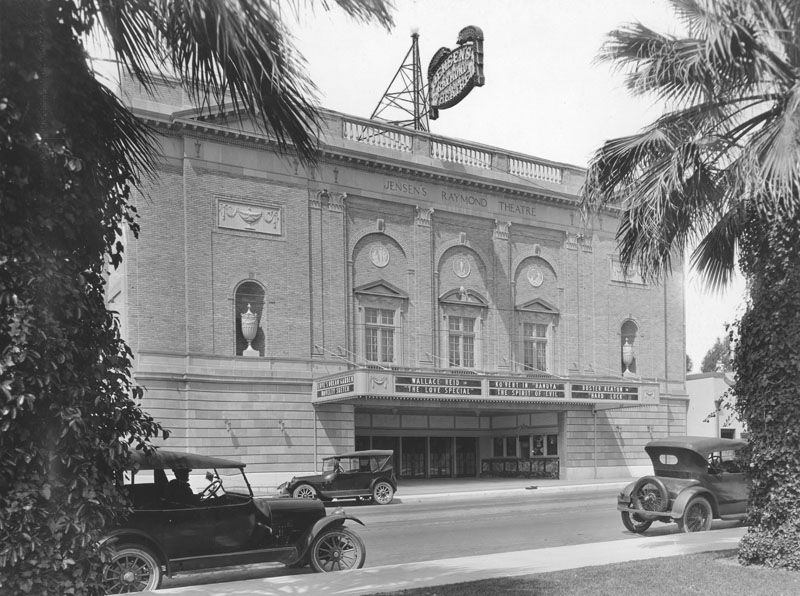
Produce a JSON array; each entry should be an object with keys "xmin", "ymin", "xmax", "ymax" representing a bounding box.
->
[{"xmin": 160, "ymin": 488, "xmax": 741, "ymax": 590}]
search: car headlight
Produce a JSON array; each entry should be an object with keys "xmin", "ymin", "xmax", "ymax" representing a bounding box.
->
[{"xmin": 277, "ymin": 482, "xmax": 288, "ymax": 491}]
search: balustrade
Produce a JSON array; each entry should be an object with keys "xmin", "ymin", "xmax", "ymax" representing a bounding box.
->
[
  {"xmin": 342, "ymin": 119, "xmax": 413, "ymax": 152},
  {"xmin": 339, "ymin": 116, "xmax": 568, "ymax": 186}
]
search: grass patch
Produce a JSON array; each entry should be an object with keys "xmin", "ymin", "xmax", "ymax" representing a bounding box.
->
[{"xmin": 379, "ymin": 551, "xmax": 800, "ymax": 595}]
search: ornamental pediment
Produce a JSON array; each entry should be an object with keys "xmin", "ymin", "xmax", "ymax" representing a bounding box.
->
[
  {"xmin": 439, "ymin": 287, "xmax": 488, "ymax": 307},
  {"xmin": 517, "ymin": 298, "xmax": 559, "ymax": 315},
  {"xmin": 354, "ymin": 280, "xmax": 408, "ymax": 300}
]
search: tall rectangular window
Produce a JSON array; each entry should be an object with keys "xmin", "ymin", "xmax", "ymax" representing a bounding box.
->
[
  {"xmin": 523, "ymin": 323, "xmax": 548, "ymax": 372},
  {"xmin": 365, "ymin": 308, "xmax": 394, "ymax": 363},
  {"xmin": 448, "ymin": 316, "xmax": 475, "ymax": 368}
]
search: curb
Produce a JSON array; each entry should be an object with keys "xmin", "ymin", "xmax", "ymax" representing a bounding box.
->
[
  {"xmin": 250, "ymin": 481, "xmax": 630, "ymax": 502},
  {"xmin": 394, "ymin": 481, "xmax": 630, "ymax": 502}
]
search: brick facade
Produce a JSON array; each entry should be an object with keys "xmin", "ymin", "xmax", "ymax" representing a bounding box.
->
[{"xmin": 110, "ymin": 76, "xmax": 688, "ymax": 482}]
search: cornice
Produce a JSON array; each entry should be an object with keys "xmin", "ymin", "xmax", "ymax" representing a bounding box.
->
[
  {"xmin": 134, "ymin": 108, "xmax": 621, "ymax": 215},
  {"xmin": 319, "ymin": 147, "xmax": 581, "ymax": 207}
]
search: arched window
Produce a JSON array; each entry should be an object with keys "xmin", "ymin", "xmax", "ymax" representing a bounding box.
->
[
  {"xmin": 621, "ymin": 320, "xmax": 638, "ymax": 376},
  {"xmin": 235, "ymin": 281, "xmax": 265, "ymax": 357}
]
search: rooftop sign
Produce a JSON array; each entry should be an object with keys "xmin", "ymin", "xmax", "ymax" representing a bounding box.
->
[{"xmin": 428, "ymin": 26, "xmax": 485, "ymax": 120}]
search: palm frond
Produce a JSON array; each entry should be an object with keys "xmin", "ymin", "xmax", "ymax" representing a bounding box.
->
[
  {"xmin": 601, "ymin": 24, "xmax": 710, "ymax": 107},
  {"xmin": 689, "ymin": 201, "xmax": 745, "ymax": 289},
  {"xmin": 329, "ymin": 0, "xmax": 394, "ymax": 27},
  {"xmin": 96, "ymin": 0, "xmax": 394, "ymax": 163},
  {"xmin": 282, "ymin": 0, "xmax": 393, "ymax": 28}
]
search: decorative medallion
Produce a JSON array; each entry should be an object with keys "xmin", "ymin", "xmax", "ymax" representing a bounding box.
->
[
  {"xmin": 527, "ymin": 265, "xmax": 543, "ymax": 287},
  {"xmin": 370, "ymin": 245, "xmax": 390, "ymax": 268},
  {"xmin": 453, "ymin": 255, "xmax": 471, "ymax": 278}
]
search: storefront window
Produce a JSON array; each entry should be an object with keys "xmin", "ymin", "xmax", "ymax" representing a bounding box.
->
[
  {"xmin": 493, "ymin": 437, "xmax": 504, "ymax": 457},
  {"xmin": 430, "ymin": 437, "xmax": 452, "ymax": 477},
  {"xmin": 505, "ymin": 436, "xmax": 517, "ymax": 457},
  {"xmin": 529, "ymin": 433, "xmax": 558, "ymax": 456},
  {"xmin": 519, "ymin": 436, "xmax": 531, "ymax": 459},
  {"xmin": 547, "ymin": 434, "xmax": 558, "ymax": 456}
]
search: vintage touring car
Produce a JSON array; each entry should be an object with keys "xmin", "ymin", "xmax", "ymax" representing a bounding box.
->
[
  {"xmin": 101, "ymin": 450, "xmax": 366, "ymax": 594},
  {"xmin": 617, "ymin": 436, "xmax": 749, "ymax": 533},
  {"xmin": 278, "ymin": 449, "xmax": 397, "ymax": 505}
]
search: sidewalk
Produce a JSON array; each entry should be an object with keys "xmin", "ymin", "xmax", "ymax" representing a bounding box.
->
[{"xmin": 150, "ymin": 527, "xmax": 746, "ymax": 595}]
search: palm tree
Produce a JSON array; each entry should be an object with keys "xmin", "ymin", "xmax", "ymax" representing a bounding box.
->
[
  {"xmin": 582, "ymin": 0, "xmax": 800, "ymax": 569},
  {"xmin": 0, "ymin": 0, "xmax": 392, "ymax": 593}
]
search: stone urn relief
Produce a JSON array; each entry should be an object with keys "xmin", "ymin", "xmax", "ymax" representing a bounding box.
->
[
  {"xmin": 622, "ymin": 338, "xmax": 635, "ymax": 378},
  {"xmin": 240, "ymin": 304, "xmax": 260, "ymax": 357}
]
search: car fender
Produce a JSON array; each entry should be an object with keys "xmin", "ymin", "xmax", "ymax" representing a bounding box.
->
[
  {"xmin": 99, "ymin": 529, "xmax": 171, "ymax": 576},
  {"xmin": 289, "ymin": 478, "xmax": 331, "ymax": 499},
  {"xmin": 618, "ymin": 480, "xmax": 637, "ymax": 502},
  {"xmin": 370, "ymin": 476, "xmax": 397, "ymax": 492},
  {"xmin": 290, "ymin": 513, "xmax": 364, "ymax": 564},
  {"xmin": 670, "ymin": 486, "xmax": 719, "ymax": 519}
]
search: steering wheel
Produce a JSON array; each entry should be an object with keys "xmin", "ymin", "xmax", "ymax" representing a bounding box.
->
[{"xmin": 198, "ymin": 479, "xmax": 222, "ymax": 501}]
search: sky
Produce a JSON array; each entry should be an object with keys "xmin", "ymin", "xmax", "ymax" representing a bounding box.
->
[{"xmin": 284, "ymin": 0, "xmax": 747, "ymax": 372}]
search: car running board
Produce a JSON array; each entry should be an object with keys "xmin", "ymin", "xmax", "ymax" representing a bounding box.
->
[{"xmin": 170, "ymin": 546, "xmax": 298, "ymax": 573}]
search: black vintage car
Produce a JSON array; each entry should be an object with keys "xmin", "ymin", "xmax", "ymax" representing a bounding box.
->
[
  {"xmin": 617, "ymin": 436, "xmax": 749, "ymax": 533},
  {"xmin": 101, "ymin": 450, "xmax": 366, "ymax": 594},
  {"xmin": 278, "ymin": 449, "xmax": 397, "ymax": 505}
]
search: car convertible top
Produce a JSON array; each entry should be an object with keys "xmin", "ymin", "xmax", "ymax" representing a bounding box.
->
[{"xmin": 128, "ymin": 449, "xmax": 245, "ymax": 471}]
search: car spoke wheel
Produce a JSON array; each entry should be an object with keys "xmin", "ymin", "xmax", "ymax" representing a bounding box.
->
[
  {"xmin": 678, "ymin": 496, "xmax": 713, "ymax": 533},
  {"xmin": 293, "ymin": 484, "xmax": 317, "ymax": 499},
  {"xmin": 632, "ymin": 476, "xmax": 669, "ymax": 513},
  {"xmin": 102, "ymin": 545, "xmax": 162, "ymax": 594},
  {"xmin": 621, "ymin": 511, "xmax": 652, "ymax": 534},
  {"xmin": 309, "ymin": 527, "xmax": 366, "ymax": 572},
  {"xmin": 372, "ymin": 481, "xmax": 394, "ymax": 505}
]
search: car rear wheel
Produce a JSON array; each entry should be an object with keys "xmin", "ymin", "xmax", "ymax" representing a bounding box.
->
[
  {"xmin": 678, "ymin": 496, "xmax": 713, "ymax": 533},
  {"xmin": 293, "ymin": 484, "xmax": 317, "ymax": 499},
  {"xmin": 631, "ymin": 476, "xmax": 669, "ymax": 513},
  {"xmin": 309, "ymin": 527, "xmax": 366, "ymax": 572},
  {"xmin": 102, "ymin": 544, "xmax": 162, "ymax": 594},
  {"xmin": 372, "ymin": 481, "xmax": 394, "ymax": 505},
  {"xmin": 621, "ymin": 511, "xmax": 652, "ymax": 534}
]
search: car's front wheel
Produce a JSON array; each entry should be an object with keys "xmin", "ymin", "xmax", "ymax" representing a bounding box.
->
[
  {"xmin": 309, "ymin": 527, "xmax": 366, "ymax": 572},
  {"xmin": 102, "ymin": 544, "xmax": 162, "ymax": 594},
  {"xmin": 678, "ymin": 496, "xmax": 713, "ymax": 533},
  {"xmin": 621, "ymin": 511, "xmax": 652, "ymax": 534},
  {"xmin": 372, "ymin": 481, "xmax": 394, "ymax": 505},
  {"xmin": 293, "ymin": 483, "xmax": 317, "ymax": 499}
]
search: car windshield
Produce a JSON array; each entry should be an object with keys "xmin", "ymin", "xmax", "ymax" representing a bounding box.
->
[
  {"xmin": 322, "ymin": 458, "xmax": 340, "ymax": 472},
  {"xmin": 211, "ymin": 467, "xmax": 251, "ymax": 495},
  {"xmin": 707, "ymin": 448, "xmax": 746, "ymax": 473}
]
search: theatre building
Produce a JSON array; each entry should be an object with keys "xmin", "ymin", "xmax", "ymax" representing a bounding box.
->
[{"xmin": 108, "ymin": 76, "xmax": 689, "ymax": 483}]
